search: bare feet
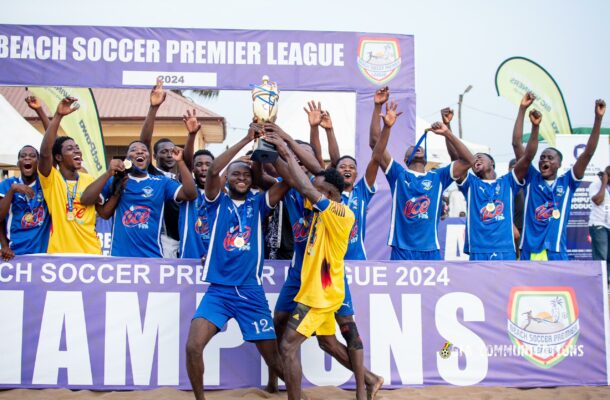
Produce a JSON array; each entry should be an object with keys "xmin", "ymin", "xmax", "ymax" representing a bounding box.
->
[
  {"xmin": 265, "ymin": 382, "xmax": 279, "ymax": 394},
  {"xmin": 366, "ymin": 374, "xmax": 384, "ymax": 400}
]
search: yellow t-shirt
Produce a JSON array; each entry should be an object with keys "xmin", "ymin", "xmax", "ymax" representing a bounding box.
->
[
  {"xmin": 39, "ymin": 167, "xmax": 101, "ymax": 254},
  {"xmin": 295, "ymin": 198, "xmax": 354, "ymax": 310}
]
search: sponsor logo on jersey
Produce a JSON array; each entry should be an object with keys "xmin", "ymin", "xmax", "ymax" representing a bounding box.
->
[
  {"xmin": 223, "ymin": 225, "xmax": 252, "ymax": 251},
  {"xmin": 480, "ymin": 200, "xmax": 505, "ymax": 222},
  {"xmin": 535, "ymin": 201, "xmax": 557, "ymax": 222},
  {"xmin": 404, "ymin": 195, "xmax": 430, "ymax": 219},
  {"xmin": 122, "ymin": 205, "xmax": 151, "ymax": 229}
]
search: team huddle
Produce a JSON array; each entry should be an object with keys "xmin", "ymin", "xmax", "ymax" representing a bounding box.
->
[{"xmin": 0, "ymin": 80, "xmax": 605, "ymax": 400}]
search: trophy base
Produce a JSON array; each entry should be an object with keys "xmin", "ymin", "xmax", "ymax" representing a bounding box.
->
[{"xmin": 251, "ymin": 148, "xmax": 278, "ymax": 163}]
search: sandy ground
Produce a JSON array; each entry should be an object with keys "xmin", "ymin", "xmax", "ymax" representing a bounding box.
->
[{"xmin": 1, "ymin": 386, "xmax": 610, "ymax": 400}]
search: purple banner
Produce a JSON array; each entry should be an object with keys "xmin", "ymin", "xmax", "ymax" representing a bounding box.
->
[
  {"xmin": 0, "ymin": 256, "xmax": 608, "ymax": 390},
  {"xmin": 0, "ymin": 24, "xmax": 417, "ymax": 260},
  {"xmin": 0, "ymin": 25, "xmax": 414, "ymax": 93}
]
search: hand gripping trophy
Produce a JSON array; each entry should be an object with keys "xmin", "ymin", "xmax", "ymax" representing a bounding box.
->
[{"xmin": 250, "ymin": 75, "xmax": 280, "ymax": 163}]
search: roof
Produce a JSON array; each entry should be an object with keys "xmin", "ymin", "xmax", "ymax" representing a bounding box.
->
[{"xmin": 0, "ymin": 86, "xmax": 226, "ymax": 140}]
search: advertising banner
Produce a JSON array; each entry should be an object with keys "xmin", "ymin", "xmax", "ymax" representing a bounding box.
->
[
  {"xmin": 0, "ymin": 256, "xmax": 607, "ymax": 390},
  {"xmin": 29, "ymin": 86, "xmax": 107, "ymax": 177},
  {"xmin": 495, "ymin": 57, "xmax": 572, "ymax": 146}
]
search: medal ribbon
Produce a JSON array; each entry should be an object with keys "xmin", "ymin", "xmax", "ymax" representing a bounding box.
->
[
  {"xmin": 18, "ymin": 177, "xmax": 40, "ymax": 214},
  {"xmin": 482, "ymin": 180, "xmax": 497, "ymax": 206},
  {"xmin": 63, "ymin": 174, "xmax": 79, "ymax": 216},
  {"xmin": 406, "ymin": 131, "xmax": 427, "ymax": 166},
  {"xmin": 231, "ymin": 199, "xmax": 249, "ymax": 239}
]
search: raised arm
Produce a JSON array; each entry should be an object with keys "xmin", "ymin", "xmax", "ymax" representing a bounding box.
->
[
  {"xmin": 38, "ymin": 97, "xmax": 79, "ymax": 177},
  {"xmin": 0, "ymin": 222, "xmax": 14, "ymax": 261},
  {"xmin": 592, "ymin": 172, "xmax": 608, "ymax": 206},
  {"xmin": 304, "ymin": 101, "xmax": 325, "ymax": 167},
  {"xmin": 372, "ymin": 101, "xmax": 401, "ymax": 172},
  {"xmin": 139, "ymin": 78, "xmax": 167, "ymax": 152},
  {"xmin": 513, "ymin": 110, "xmax": 541, "ymax": 181},
  {"xmin": 264, "ymin": 122, "xmax": 324, "ymax": 175},
  {"xmin": 182, "ymin": 109, "xmax": 201, "ymax": 171},
  {"xmin": 320, "ymin": 110, "xmax": 340, "ymax": 167},
  {"xmin": 573, "ymin": 100, "xmax": 606, "ymax": 180},
  {"xmin": 369, "ymin": 86, "xmax": 389, "ymax": 149},
  {"xmin": 80, "ymin": 159, "xmax": 124, "ymax": 205},
  {"xmin": 25, "ymin": 96, "xmax": 50, "ymax": 131},
  {"xmin": 512, "ymin": 92, "xmax": 536, "ymax": 161},
  {"xmin": 441, "ymin": 107, "xmax": 458, "ymax": 161},
  {"xmin": 172, "ymin": 147, "xmax": 197, "ymax": 201},
  {"xmin": 265, "ymin": 132, "xmax": 323, "ymax": 204},
  {"xmin": 429, "ymin": 122, "xmax": 474, "ymax": 181},
  {"xmin": 205, "ymin": 127, "xmax": 256, "ymax": 200}
]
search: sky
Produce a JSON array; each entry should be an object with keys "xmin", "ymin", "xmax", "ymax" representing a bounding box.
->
[{"xmin": 2, "ymin": 0, "xmax": 609, "ymax": 162}]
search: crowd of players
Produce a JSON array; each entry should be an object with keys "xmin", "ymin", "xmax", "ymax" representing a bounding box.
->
[{"xmin": 0, "ymin": 80, "xmax": 605, "ymax": 399}]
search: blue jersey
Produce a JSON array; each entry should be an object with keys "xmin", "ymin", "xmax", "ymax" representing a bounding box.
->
[
  {"xmin": 458, "ymin": 171, "xmax": 522, "ymax": 254},
  {"xmin": 0, "ymin": 177, "xmax": 50, "ymax": 254},
  {"xmin": 520, "ymin": 166, "xmax": 581, "ymax": 254},
  {"xmin": 179, "ymin": 188, "xmax": 216, "ymax": 259},
  {"xmin": 202, "ymin": 190, "xmax": 273, "ymax": 286},
  {"xmin": 105, "ymin": 174, "xmax": 181, "ymax": 257},
  {"xmin": 385, "ymin": 159, "xmax": 454, "ymax": 251},
  {"xmin": 284, "ymin": 188, "xmax": 313, "ymax": 277},
  {"xmin": 342, "ymin": 178, "xmax": 376, "ymax": 260}
]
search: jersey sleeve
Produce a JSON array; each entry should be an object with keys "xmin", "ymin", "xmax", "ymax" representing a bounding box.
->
[
  {"xmin": 38, "ymin": 166, "xmax": 60, "ymax": 192},
  {"xmin": 384, "ymin": 158, "xmax": 403, "ymax": 193},
  {"xmin": 524, "ymin": 165, "xmax": 539, "ymax": 185},
  {"xmin": 567, "ymin": 167, "xmax": 583, "ymax": 191},
  {"xmin": 357, "ymin": 178, "xmax": 376, "ymax": 203},
  {"xmin": 438, "ymin": 163, "xmax": 455, "ymax": 188},
  {"xmin": 0, "ymin": 178, "xmax": 13, "ymax": 197},
  {"xmin": 257, "ymin": 191, "xmax": 275, "ymax": 218},
  {"xmin": 457, "ymin": 170, "xmax": 473, "ymax": 195},
  {"xmin": 318, "ymin": 199, "xmax": 355, "ymax": 239},
  {"xmin": 507, "ymin": 170, "xmax": 525, "ymax": 192},
  {"xmin": 164, "ymin": 177, "xmax": 183, "ymax": 202},
  {"xmin": 101, "ymin": 177, "xmax": 114, "ymax": 201}
]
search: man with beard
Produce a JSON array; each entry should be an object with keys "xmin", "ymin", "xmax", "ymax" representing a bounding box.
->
[
  {"xmin": 81, "ymin": 138, "xmax": 196, "ymax": 257},
  {"xmin": 0, "ymin": 145, "xmax": 51, "ymax": 260},
  {"xmin": 370, "ymin": 88, "xmax": 474, "ymax": 260},
  {"xmin": 37, "ymin": 97, "xmax": 102, "ymax": 254},
  {"xmin": 516, "ymin": 99, "xmax": 606, "ymax": 260},
  {"xmin": 178, "ymin": 109, "xmax": 216, "ymax": 259},
  {"xmin": 185, "ymin": 124, "xmax": 289, "ymax": 400},
  {"xmin": 457, "ymin": 105, "xmax": 541, "ymax": 260},
  {"xmin": 140, "ymin": 79, "xmax": 182, "ymax": 257}
]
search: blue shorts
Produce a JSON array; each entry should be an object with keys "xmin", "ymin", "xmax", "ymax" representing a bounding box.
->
[
  {"xmin": 391, "ymin": 247, "xmax": 441, "ymax": 261},
  {"xmin": 194, "ymin": 284, "xmax": 276, "ymax": 341},
  {"xmin": 520, "ymin": 249, "xmax": 568, "ymax": 261},
  {"xmin": 275, "ymin": 273, "xmax": 300, "ymax": 313},
  {"xmin": 336, "ymin": 276, "xmax": 354, "ymax": 316},
  {"xmin": 275, "ymin": 273, "xmax": 355, "ymax": 316},
  {"xmin": 469, "ymin": 251, "xmax": 516, "ymax": 261}
]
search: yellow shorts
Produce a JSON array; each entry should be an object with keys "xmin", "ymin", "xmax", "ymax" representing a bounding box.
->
[
  {"xmin": 529, "ymin": 250, "xmax": 548, "ymax": 261},
  {"xmin": 288, "ymin": 303, "xmax": 339, "ymax": 337}
]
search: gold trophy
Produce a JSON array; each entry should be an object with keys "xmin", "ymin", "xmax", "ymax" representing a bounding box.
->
[{"xmin": 250, "ymin": 75, "xmax": 279, "ymax": 163}]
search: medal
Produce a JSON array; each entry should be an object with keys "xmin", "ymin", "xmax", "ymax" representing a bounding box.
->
[
  {"xmin": 67, "ymin": 211, "xmax": 75, "ymax": 221},
  {"xmin": 24, "ymin": 213, "xmax": 34, "ymax": 223},
  {"xmin": 486, "ymin": 202, "xmax": 495, "ymax": 212},
  {"xmin": 234, "ymin": 236, "xmax": 245, "ymax": 248},
  {"xmin": 552, "ymin": 209, "xmax": 561, "ymax": 219}
]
